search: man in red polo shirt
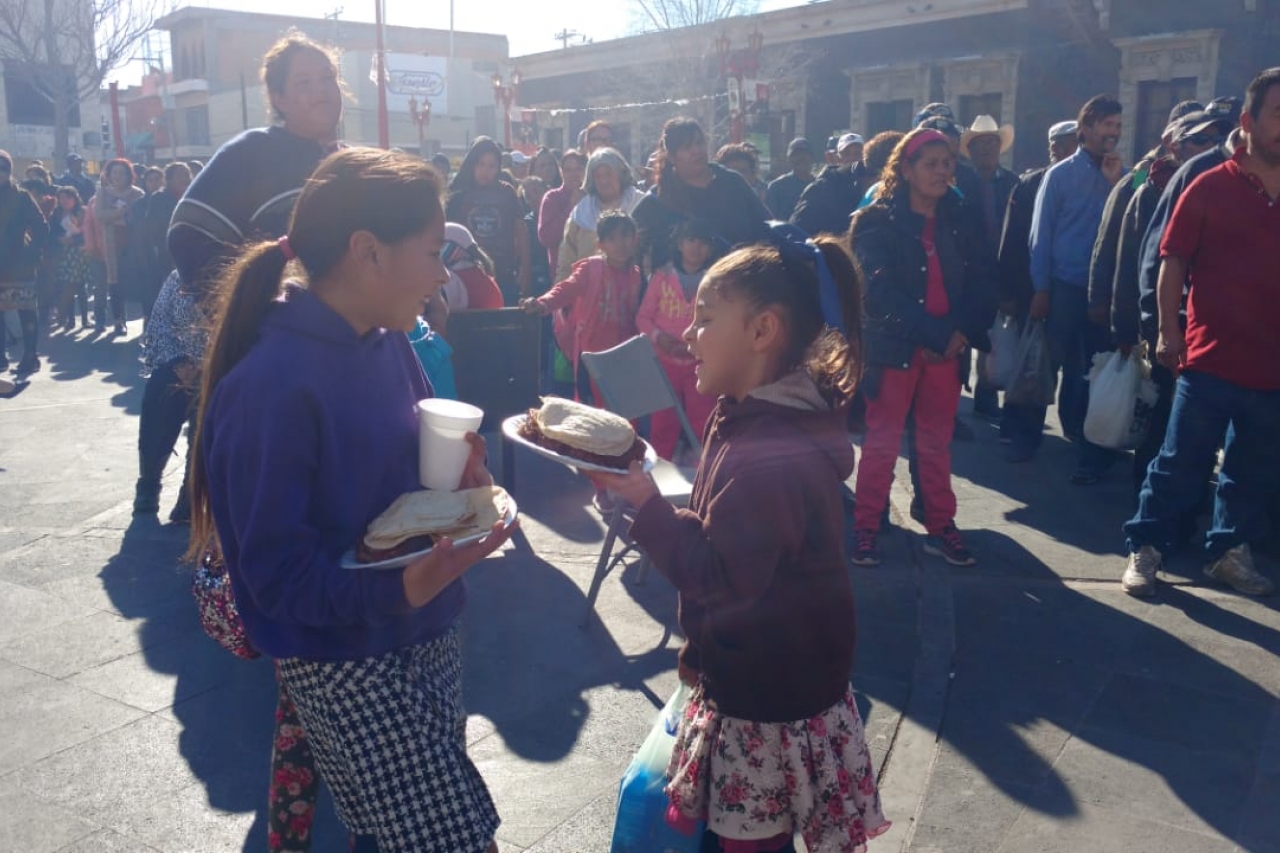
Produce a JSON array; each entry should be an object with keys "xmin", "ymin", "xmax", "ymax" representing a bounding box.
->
[{"xmin": 1121, "ymin": 67, "xmax": 1280, "ymax": 598}]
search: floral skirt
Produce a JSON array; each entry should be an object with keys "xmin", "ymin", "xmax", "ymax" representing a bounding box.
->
[
  {"xmin": 666, "ymin": 682, "xmax": 890, "ymax": 853},
  {"xmin": 56, "ymin": 247, "xmax": 93, "ymax": 295}
]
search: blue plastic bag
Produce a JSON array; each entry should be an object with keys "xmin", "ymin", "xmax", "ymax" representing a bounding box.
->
[
  {"xmin": 610, "ymin": 683, "xmax": 704, "ymax": 853},
  {"xmin": 408, "ymin": 320, "xmax": 458, "ymax": 400}
]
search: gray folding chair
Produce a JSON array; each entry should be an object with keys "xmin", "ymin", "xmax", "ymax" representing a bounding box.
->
[{"xmin": 579, "ymin": 334, "xmax": 701, "ymax": 626}]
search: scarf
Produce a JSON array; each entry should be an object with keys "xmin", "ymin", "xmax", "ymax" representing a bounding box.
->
[
  {"xmin": 570, "ymin": 185, "xmax": 643, "ymax": 232},
  {"xmin": 95, "ymin": 183, "xmax": 144, "ymax": 284}
]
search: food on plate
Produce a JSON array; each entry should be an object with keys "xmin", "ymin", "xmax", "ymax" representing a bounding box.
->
[
  {"xmin": 517, "ymin": 396, "xmax": 646, "ymax": 470},
  {"xmin": 356, "ymin": 486, "xmax": 511, "ymax": 564}
]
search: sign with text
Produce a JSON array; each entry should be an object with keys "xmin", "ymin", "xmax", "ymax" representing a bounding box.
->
[{"xmin": 369, "ymin": 53, "xmax": 449, "ymax": 115}]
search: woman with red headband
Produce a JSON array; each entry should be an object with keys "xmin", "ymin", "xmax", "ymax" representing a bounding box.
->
[{"xmin": 847, "ymin": 128, "xmax": 997, "ymax": 568}]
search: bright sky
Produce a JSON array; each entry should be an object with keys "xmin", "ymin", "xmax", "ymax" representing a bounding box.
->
[{"xmin": 115, "ymin": 0, "xmax": 807, "ymax": 81}]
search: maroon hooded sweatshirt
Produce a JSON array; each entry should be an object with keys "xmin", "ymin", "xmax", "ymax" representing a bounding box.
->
[{"xmin": 630, "ymin": 371, "xmax": 857, "ymax": 722}]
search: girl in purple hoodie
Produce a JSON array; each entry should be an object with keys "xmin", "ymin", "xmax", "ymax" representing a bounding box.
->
[
  {"xmin": 592, "ymin": 237, "xmax": 889, "ymax": 853},
  {"xmin": 186, "ymin": 149, "xmax": 515, "ymax": 853}
]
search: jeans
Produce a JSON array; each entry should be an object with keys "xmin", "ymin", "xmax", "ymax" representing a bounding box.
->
[
  {"xmin": 1132, "ymin": 362, "xmax": 1177, "ymax": 494},
  {"xmin": 137, "ymin": 359, "xmax": 197, "ymax": 485},
  {"xmin": 1124, "ymin": 370, "xmax": 1280, "ymax": 559}
]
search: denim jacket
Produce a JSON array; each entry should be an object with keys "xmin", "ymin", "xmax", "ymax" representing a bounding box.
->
[{"xmin": 849, "ymin": 192, "xmax": 998, "ymax": 371}]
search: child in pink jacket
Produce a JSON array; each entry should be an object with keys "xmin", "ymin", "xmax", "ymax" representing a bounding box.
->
[
  {"xmin": 521, "ymin": 210, "xmax": 642, "ymax": 405},
  {"xmin": 635, "ymin": 219, "xmax": 719, "ymax": 460}
]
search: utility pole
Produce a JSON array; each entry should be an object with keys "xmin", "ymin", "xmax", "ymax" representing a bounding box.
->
[
  {"xmin": 553, "ymin": 28, "xmax": 581, "ymax": 49},
  {"xmin": 323, "ymin": 6, "xmax": 343, "ymax": 44},
  {"xmin": 374, "ymin": 0, "xmax": 389, "ymax": 148}
]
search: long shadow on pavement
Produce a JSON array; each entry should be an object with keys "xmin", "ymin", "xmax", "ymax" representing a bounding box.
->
[
  {"xmin": 914, "ymin": 520, "xmax": 1280, "ymax": 850},
  {"xmin": 38, "ymin": 318, "xmax": 147, "ymax": 415}
]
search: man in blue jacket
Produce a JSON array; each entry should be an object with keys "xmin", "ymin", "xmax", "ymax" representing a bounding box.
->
[{"xmin": 1024, "ymin": 95, "xmax": 1125, "ymax": 483}]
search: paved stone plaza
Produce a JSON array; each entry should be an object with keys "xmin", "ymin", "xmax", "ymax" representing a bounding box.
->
[{"xmin": 1, "ymin": 324, "xmax": 1277, "ymax": 853}]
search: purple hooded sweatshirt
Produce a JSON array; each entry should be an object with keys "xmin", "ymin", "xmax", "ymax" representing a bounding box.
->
[{"xmin": 202, "ymin": 284, "xmax": 463, "ymax": 661}]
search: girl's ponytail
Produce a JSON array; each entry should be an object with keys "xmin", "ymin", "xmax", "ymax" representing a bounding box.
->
[
  {"xmin": 809, "ymin": 236, "xmax": 863, "ymax": 399},
  {"xmin": 185, "ymin": 240, "xmax": 290, "ymax": 561},
  {"xmin": 185, "ymin": 147, "xmax": 446, "ymax": 562}
]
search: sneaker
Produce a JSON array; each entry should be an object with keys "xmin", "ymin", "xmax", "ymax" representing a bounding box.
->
[
  {"xmin": 1204, "ymin": 545, "xmax": 1275, "ymax": 596},
  {"xmin": 851, "ymin": 530, "xmax": 881, "ymax": 566},
  {"xmin": 15, "ymin": 356, "xmax": 39, "ymax": 374},
  {"xmin": 1122, "ymin": 545, "xmax": 1162, "ymax": 597},
  {"xmin": 168, "ymin": 489, "xmax": 192, "ymax": 525},
  {"xmin": 923, "ymin": 525, "xmax": 977, "ymax": 566}
]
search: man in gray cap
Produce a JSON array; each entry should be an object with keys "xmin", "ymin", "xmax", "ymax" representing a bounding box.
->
[
  {"xmin": 1135, "ymin": 95, "xmax": 1243, "ymax": 343},
  {"xmin": 1088, "ymin": 100, "xmax": 1202, "ymax": 336},
  {"xmin": 765, "ymin": 137, "xmax": 815, "ymax": 221}
]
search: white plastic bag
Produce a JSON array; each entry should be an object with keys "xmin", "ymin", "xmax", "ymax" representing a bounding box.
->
[
  {"xmin": 610, "ymin": 683, "xmax": 704, "ymax": 853},
  {"xmin": 984, "ymin": 313, "xmax": 1020, "ymax": 390},
  {"xmin": 1084, "ymin": 350, "xmax": 1158, "ymax": 450}
]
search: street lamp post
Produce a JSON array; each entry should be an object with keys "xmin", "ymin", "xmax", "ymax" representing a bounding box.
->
[
  {"xmin": 716, "ymin": 29, "xmax": 764, "ymax": 144},
  {"xmin": 408, "ymin": 95, "xmax": 432, "ymax": 156},
  {"xmin": 491, "ymin": 69, "xmax": 521, "ymax": 149}
]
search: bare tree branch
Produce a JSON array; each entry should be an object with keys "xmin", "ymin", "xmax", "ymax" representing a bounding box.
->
[
  {"xmin": 630, "ymin": 0, "xmax": 759, "ymax": 32},
  {"xmin": 0, "ymin": 0, "xmax": 161, "ymax": 158}
]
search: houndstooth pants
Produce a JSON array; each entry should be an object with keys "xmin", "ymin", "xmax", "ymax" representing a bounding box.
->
[{"xmin": 276, "ymin": 627, "xmax": 499, "ymax": 852}]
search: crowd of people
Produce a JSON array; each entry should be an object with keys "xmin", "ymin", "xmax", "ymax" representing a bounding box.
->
[
  {"xmin": 4, "ymin": 21, "xmax": 1277, "ymax": 851},
  {"xmin": 0, "ymin": 150, "xmax": 199, "ymax": 375}
]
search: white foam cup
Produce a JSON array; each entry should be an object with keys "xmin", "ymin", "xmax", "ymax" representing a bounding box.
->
[{"xmin": 417, "ymin": 399, "xmax": 484, "ymax": 491}]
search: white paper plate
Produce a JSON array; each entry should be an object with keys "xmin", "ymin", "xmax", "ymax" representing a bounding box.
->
[
  {"xmin": 339, "ymin": 495, "xmax": 518, "ymax": 570},
  {"xmin": 501, "ymin": 413, "xmax": 656, "ymax": 475}
]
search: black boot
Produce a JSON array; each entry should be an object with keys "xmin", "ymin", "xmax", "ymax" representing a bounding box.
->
[
  {"xmin": 133, "ymin": 478, "xmax": 161, "ymax": 516},
  {"xmin": 169, "ymin": 475, "xmax": 191, "ymax": 524},
  {"xmin": 17, "ymin": 310, "xmax": 38, "ymax": 373}
]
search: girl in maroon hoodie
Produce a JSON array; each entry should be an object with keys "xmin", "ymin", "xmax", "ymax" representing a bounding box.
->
[{"xmin": 592, "ymin": 238, "xmax": 889, "ymax": 853}]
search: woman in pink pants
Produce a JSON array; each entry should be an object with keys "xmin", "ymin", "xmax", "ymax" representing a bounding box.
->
[
  {"xmin": 847, "ymin": 128, "xmax": 997, "ymax": 567},
  {"xmin": 636, "ymin": 219, "xmax": 720, "ymax": 460}
]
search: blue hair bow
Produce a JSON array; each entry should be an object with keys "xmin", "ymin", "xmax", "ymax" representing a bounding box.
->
[{"xmin": 767, "ymin": 222, "xmax": 847, "ymax": 336}]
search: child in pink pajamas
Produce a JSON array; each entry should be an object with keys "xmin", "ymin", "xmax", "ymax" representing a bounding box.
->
[{"xmin": 636, "ymin": 219, "xmax": 719, "ymax": 460}]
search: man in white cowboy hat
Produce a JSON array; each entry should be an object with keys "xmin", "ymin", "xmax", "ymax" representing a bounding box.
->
[
  {"xmin": 960, "ymin": 115, "xmax": 1018, "ymax": 250},
  {"xmin": 962, "ymin": 115, "xmax": 1020, "ymax": 420}
]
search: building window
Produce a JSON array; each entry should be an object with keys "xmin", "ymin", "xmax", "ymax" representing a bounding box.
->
[
  {"xmin": 958, "ymin": 93, "xmax": 1003, "ymax": 124},
  {"xmin": 865, "ymin": 100, "xmax": 914, "ymax": 135},
  {"xmin": 1134, "ymin": 78, "xmax": 1197, "ymax": 161},
  {"xmin": 3, "ymin": 61, "xmax": 81, "ymax": 126},
  {"xmin": 184, "ymin": 105, "xmax": 210, "ymax": 146},
  {"xmin": 543, "ymin": 127, "xmax": 564, "ymax": 150}
]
